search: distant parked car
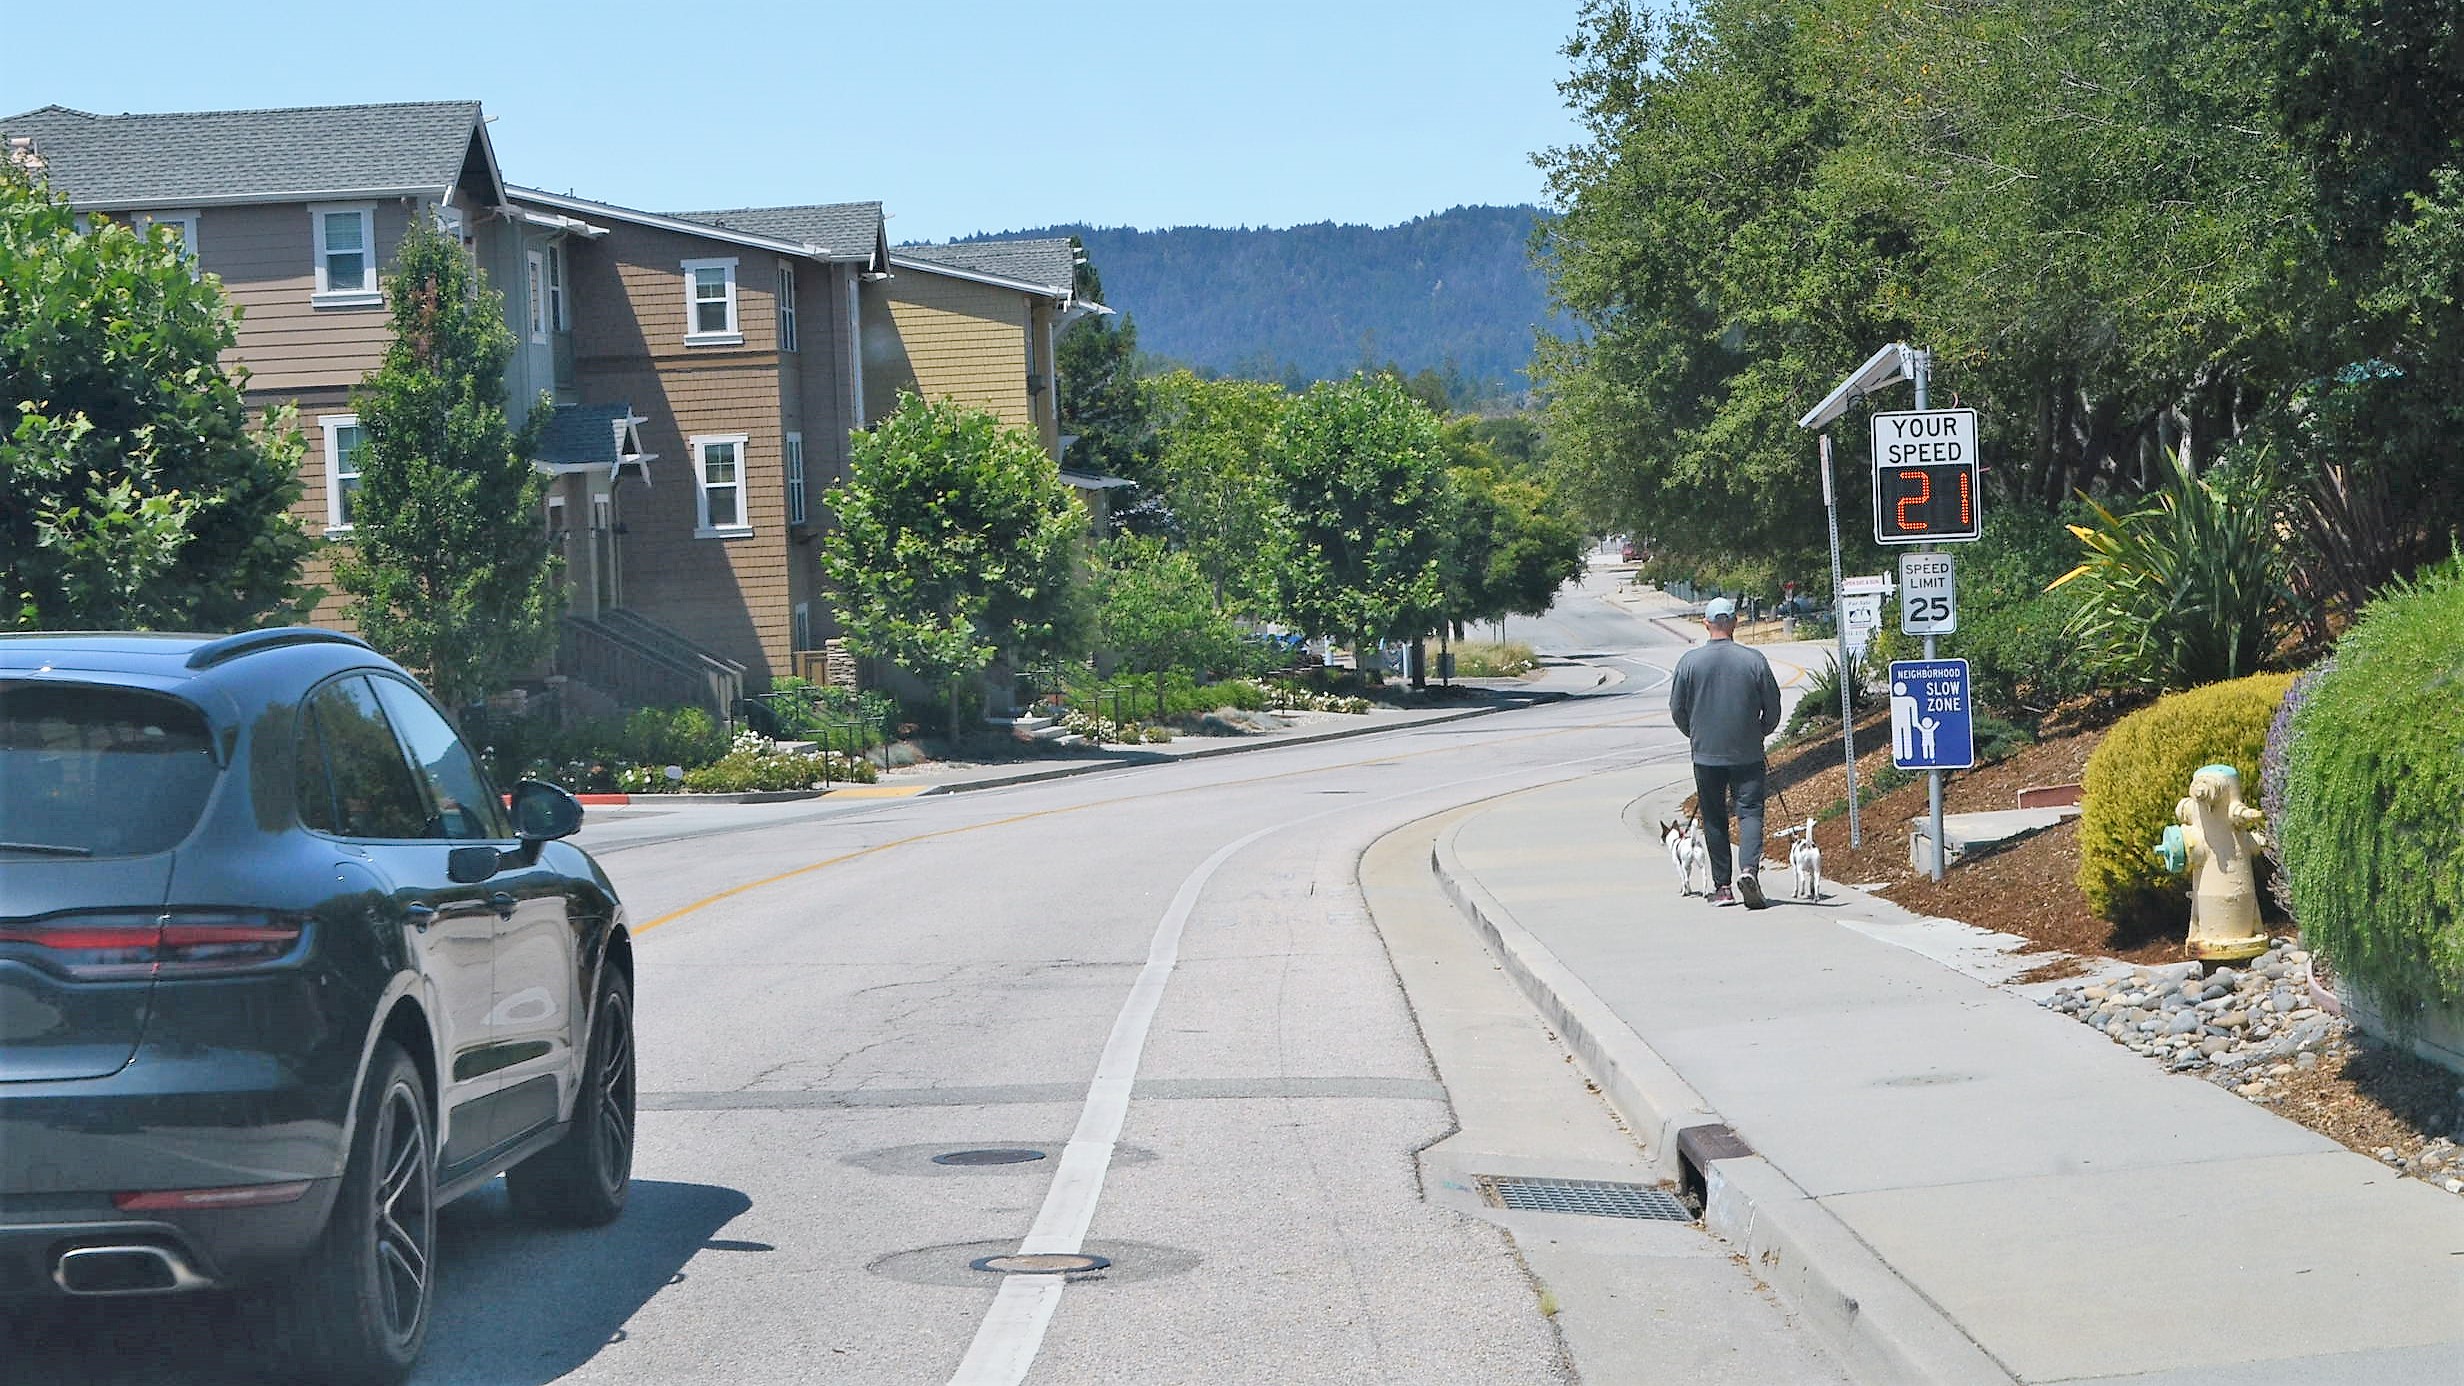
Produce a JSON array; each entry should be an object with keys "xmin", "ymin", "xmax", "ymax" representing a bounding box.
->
[
  {"xmin": 0, "ymin": 629, "xmax": 634, "ymax": 1385},
  {"xmin": 1619, "ymin": 540, "xmax": 1642, "ymax": 563}
]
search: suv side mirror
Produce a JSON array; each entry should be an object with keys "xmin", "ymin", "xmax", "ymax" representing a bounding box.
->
[{"xmin": 510, "ymin": 780, "xmax": 585, "ymax": 842}]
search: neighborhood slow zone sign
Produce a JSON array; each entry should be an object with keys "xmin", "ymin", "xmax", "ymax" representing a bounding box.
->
[{"xmin": 1870, "ymin": 408, "xmax": 1982, "ymax": 545}]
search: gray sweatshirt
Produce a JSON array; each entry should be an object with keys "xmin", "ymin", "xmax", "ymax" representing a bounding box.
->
[{"xmin": 1669, "ymin": 639, "xmax": 1782, "ymax": 766}]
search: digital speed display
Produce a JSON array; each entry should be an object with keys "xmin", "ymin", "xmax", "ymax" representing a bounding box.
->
[{"xmin": 1869, "ymin": 409, "xmax": 1982, "ymax": 544}]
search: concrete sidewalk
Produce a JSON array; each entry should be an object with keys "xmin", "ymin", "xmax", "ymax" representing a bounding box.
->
[{"xmin": 1429, "ymin": 768, "xmax": 2464, "ymax": 1385}]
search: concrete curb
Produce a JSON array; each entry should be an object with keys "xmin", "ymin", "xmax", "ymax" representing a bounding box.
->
[
  {"xmin": 1428, "ymin": 811, "xmax": 2015, "ymax": 1386},
  {"xmin": 912, "ymin": 686, "xmax": 1593, "ymax": 796}
]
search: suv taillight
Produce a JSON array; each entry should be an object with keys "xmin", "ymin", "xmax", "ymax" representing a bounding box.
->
[{"xmin": 0, "ymin": 912, "xmax": 306, "ymax": 980}]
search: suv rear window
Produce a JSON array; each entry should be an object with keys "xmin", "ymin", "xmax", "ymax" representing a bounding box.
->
[{"xmin": 0, "ymin": 681, "xmax": 220, "ymax": 858}]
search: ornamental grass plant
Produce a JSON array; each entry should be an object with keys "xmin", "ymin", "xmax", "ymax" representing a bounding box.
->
[{"xmin": 2280, "ymin": 558, "xmax": 2464, "ymax": 1020}]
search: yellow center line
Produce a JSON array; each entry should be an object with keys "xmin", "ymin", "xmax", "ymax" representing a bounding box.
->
[{"xmin": 631, "ymin": 688, "xmax": 1677, "ymax": 939}]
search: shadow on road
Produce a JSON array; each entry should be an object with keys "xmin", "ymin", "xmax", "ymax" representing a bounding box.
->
[{"xmin": 0, "ymin": 1179, "xmax": 754, "ymax": 1385}]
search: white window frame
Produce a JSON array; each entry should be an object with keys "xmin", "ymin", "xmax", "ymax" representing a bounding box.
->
[
  {"xmin": 544, "ymin": 493, "xmax": 567, "ymax": 539},
  {"xmin": 546, "ymin": 243, "xmax": 568, "ymax": 332},
  {"xmin": 777, "ymin": 263, "xmax": 798, "ymax": 352},
  {"xmin": 142, "ymin": 210, "xmax": 201, "ymax": 275},
  {"xmin": 785, "ymin": 431, "xmax": 807, "ymax": 526},
  {"xmin": 526, "ymin": 249, "xmax": 548, "ymax": 343},
  {"xmin": 320, "ymin": 414, "xmax": 365, "ymax": 533},
  {"xmin": 690, "ymin": 433, "xmax": 753, "ymax": 538},
  {"xmin": 310, "ymin": 203, "xmax": 381, "ymax": 307},
  {"xmin": 681, "ymin": 257, "xmax": 741, "ymax": 346}
]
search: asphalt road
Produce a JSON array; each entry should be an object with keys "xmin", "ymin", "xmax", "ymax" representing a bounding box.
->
[{"xmin": 16, "ymin": 563, "xmax": 1824, "ymax": 1385}]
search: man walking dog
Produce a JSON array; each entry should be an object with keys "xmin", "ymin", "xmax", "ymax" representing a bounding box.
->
[{"xmin": 1669, "ymin": 597, "xmax": 1783, "ymax": 907}]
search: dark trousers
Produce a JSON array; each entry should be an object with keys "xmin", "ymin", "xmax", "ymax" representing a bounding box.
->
[{"xmin": 1693, "ymin": 759, "xmax": 1768, "ymax": 888}]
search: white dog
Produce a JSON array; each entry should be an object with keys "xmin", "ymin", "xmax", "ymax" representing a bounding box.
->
[
  {"xmin": 1661, "ymin": 817, "xmax": 1710, "ymax": 895},
  {"xmin": 1786, "ymin": 818, "xmax": 1823, "ymax": 901}
]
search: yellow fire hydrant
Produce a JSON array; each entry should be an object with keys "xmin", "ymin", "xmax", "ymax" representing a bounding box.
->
[{"xmin": 2152, "ymin": 764, "xmax": 2270, "ymax": 962}]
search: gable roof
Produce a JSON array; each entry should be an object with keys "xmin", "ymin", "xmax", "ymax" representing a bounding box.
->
[
  {"xmin": 510, "ymin": 187, "xmax": 885, "ymax": 267},
  {"xmin": 673, "ymin": 203, "xmax": 886, "ymax": 264},
  {"xmin": 534, "ymin": 402, "xmax": 655, "ymax": 476},
  {"xmin": 894, "ymin": 238, "xmax": 1081, "ymax": 299},
  {"xmin": 0, "ymin": 101, "xmax": 500, "ymax": 210}
]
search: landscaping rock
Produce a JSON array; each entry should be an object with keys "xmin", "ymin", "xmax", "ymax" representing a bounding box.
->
[{"xmin": 2036, "ymin": 941, "xmax": 2464, "ymax": 1203}]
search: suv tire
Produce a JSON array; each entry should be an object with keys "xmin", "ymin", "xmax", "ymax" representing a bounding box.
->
[
  {"xmin": 506, "ymin": 968, "xmax": 634, "ymax": 1227},
  {"xmin": 270, "ymin": 1042, "xmax": 434, "ymax": 1385}
]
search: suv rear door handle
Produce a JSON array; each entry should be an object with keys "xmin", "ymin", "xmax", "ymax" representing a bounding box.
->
[
  {"xmin": 404, "ymin": 903, "xmax": 437, "ymax": 932},
  {"xmin": 489, "ymin": 892, "xmax": 519, "ymax": 920}
]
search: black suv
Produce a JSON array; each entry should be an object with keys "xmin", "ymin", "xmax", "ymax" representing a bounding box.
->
[{"xmin": 0, "ymin": 628, "xmax": 635, "ymax": 1383}]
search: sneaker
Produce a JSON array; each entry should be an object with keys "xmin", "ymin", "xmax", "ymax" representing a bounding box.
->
[
  {"xmin": 1707, "ymin": 886, "xmax": 1735, "ymax": 906},
  {"xmin": 1736, "ymin": 873, "xmax": 1767, "ymax": 909}
]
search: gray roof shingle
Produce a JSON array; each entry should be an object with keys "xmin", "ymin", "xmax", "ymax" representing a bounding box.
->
[
  {"xmin": 895, "ymin": 238, "xmax": 1081, "ymax": 297},
  {"xmin": 671, "ymin": 202, "xmax": 884, "ymax": 258},
  {"xmin": 0, "ymin": 101, "xmax": 491, "ymax": 208},
  {"xmin": 535, "ymin": 403, "xmax": 647, "ymax": 468}
]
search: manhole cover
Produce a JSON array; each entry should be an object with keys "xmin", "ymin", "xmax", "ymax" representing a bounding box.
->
[
  {"xmin": 932, "ymin": 1148, "xmax": 1047, "ymax": 1166},
  {"xmin": 971, "ymin": 1252, "xmax": 1111, "ymax": 1275},
  {"xmin": 1475, "ymin": 1176, "xmax": 1694, "ymax": 1221}
]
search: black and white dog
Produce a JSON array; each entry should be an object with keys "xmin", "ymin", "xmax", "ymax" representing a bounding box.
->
[{"xmin": 1660, "ymin": 816, "xmax": 1710, "ymax": 896}]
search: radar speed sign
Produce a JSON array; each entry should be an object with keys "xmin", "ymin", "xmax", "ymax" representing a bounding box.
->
[{"xmin": 1870, "ymin": 408, "xmax": 1981, "ymax": 545}]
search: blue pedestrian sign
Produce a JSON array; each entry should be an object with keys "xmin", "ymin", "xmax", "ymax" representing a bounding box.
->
[{"xmin": 1888, "ymin": 659, "xmax": 1974, "ymax": 771}]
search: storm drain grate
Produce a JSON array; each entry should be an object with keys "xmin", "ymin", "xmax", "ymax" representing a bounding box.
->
[{"xmin": 1475, "ymin": 1176, "xmax": 1694, "ymax": 1221}]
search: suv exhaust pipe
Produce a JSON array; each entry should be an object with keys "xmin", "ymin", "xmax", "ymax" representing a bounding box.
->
[{"xmin": 52, "ymin": 1244, "xmax": 212, "ymax": 1296}]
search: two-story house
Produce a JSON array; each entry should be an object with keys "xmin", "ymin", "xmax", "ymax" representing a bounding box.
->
[
  {"xmin": 2, "ymin": 100, "xmax": 1109, "ymax": 706},
  {"xmin": 0, "ymin": 102, "xmax": 628, "ymax": 621}
]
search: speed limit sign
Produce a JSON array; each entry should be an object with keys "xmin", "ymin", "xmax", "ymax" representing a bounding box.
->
[{"xmin": 1899, "ymin": 551, "xmax": 1956, "ymax": 635}]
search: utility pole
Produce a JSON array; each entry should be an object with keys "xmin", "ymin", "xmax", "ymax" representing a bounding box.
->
[{"xmin": 1820, "ymin": 433, "xmax": 1861, "ymax": 849}]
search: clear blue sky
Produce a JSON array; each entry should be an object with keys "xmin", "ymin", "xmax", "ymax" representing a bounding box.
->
[{"xmin": 6, "ymin": 1, "xmax": 1589, "ymax": 243}]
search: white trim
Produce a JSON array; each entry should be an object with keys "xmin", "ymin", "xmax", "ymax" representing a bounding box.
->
[
  {"xmin": 682, "ymin": 256, "xmax": 740, "ymax": 345},
  {"xmin": 526, "ymin": 249, "xmax": 548, "ymax": 343},
  {"xmin": 777, "ymin": 262, "xmax": 799, "ymax": 352},
  {"xmin": 506, "ymin": 185, "xmax": 861, "ymax": 262},
  {"xmin": 785, "ymin": 431, "xmax": 806, "ymax": 526},
  {"xmin": 77, "ymin": 184, "xmax": 447, "ymax": 213},
  {"xmin": 320, "ymin": 414, "xmax": 365, "ymax": 532},
  {"xmin": 846, "ymin": 265, "xmax": 866, "ymax": 429},
  {"xmin": 140, "ymin": 210, "xmax": 201, "ymax": 273},
  {"xmin": 887, "ymin": 252, "xmax": 1070, "ymax": 300},
  {"xmin": 546, "ymin": 242, "xmax": 568, "ymax": 331},
  {"xmin": 310, "ymin": 202, "xmax": 381, "ymax": 307},
  {"xmin": 689, "ymin": 433, "xmax": 753, "ymax": 537}
]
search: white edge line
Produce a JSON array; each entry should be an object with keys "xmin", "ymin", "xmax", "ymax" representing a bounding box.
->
[{"xmin": 947, "ymin": 717, "xmax": 1681, "ymax": 1384}]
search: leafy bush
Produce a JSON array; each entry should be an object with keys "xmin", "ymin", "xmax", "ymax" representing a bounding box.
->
[
  {"xmin": 1969, "ymin": 712, "xmax": 2034, "ymax": 764},
  {"xmin": 1954, "ymin": 503, "xmax": 2099, "ymax": 713},
  {"xmin": 2050, "ymin": 452, "xmax": 2289, "ymax": 690},
  {"xmin": 760, "ymin": 677, "xmax": 896, "ymax": 745},
  {"xmin": 2077, "ymin": 671, "xmax": 2294, "ymax": 930},
  {"xmin": 1782, "ymin": 655, "xmax": 1866, "ymax": 742},
  {"xmin": 2280, "ymin": 559, "xmax": 2464, "ymax": 1018},
  {"xmin": 2259, "ymin": 660, "xmax": 2332, "ymax": 920},
  {"xmin": 676, "ymin": 732, "xmax": 875, "ymax": 792}
]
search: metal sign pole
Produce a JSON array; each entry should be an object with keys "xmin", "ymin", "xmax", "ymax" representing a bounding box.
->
[
  {"xmin": 1822, "ymin": 434, "xmax": 1861, "ymax": 849},
  {"xmin": 1912, "ymin": 353, "xmax": 1946, "ymax": 882}
]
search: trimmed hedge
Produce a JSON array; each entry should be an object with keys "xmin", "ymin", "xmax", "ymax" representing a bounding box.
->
[
  {"xmin": 2077, "ymin": 670, "xmax": 2294, "ymax": 929},
  {"xmin": 2281, "ymin": 560, "xmax": 2464, "ymax": 1018}
]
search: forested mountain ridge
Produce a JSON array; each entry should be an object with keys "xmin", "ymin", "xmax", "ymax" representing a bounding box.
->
[{"xmin": 933, "ymin": 205, "xmax": 1566, "ymax": 400}]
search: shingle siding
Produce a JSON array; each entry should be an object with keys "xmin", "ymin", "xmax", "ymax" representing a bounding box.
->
[{"xmin": 863, "ymin": 271, "xmax": 1032, "ymax": 428}]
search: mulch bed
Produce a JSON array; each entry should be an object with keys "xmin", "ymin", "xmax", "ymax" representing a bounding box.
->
[{"xmin": 1690, "ymin": 699, "xmax": 2464, "ymax": 1178}]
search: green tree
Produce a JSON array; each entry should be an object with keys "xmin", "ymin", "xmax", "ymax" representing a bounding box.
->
[
  {"xmin": 2, "ymin": 165, "xmax": 310, "ymax": 629},
  {"xmin": 1056, "ymin": 245, "xmax": 1155, "ymax": 486},
  {"xmin": 821, "ymin": 393, "xmax": 1087, "ymax": 720},
  {"xmin": 333, "ymin": 222, "xmax": 556, "ymax": 713},
  {"xmin": 1144, "ymin": 369, "xmax": 1288, "ymax": 610},
  {"xmin": 1442, "ymin": 464, "xmax": 1587, "ymax": 631},
  {"xmin": 1265, "ymin": 374, "xmax": 1449, "ymax": 672},
  {"xmin": 1092, "ymin": 535, "xmax": 1240, "ymax": 708}
]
